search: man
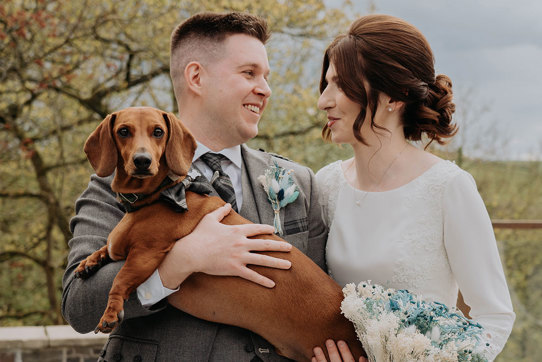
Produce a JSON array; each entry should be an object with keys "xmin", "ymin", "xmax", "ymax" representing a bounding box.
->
[{"xmin": 62, "ymin": 12, "xmax": 328, "ymax": 361}]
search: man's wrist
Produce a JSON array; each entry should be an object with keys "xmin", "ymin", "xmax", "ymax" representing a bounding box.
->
[
  {"xmin": 157, "ymin": 240, "xmax": 195, "ymax": 289},
  {"xmin": 158, "ymin": 263, "xmax": 184, "ymax": 290},
  {"xmin": 137, "ymin": 269, "xmax": 179, "ymax": 307}
]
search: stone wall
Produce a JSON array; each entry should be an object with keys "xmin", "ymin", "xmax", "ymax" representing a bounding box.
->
[{"xmin": 0, "ymin": 326, "xmax": 107, "ymax": 362}]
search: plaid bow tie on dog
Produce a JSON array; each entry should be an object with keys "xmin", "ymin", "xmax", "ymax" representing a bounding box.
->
[{"xmin": 199, "ymin": 152, "xmax": 238, "ymax": 212}]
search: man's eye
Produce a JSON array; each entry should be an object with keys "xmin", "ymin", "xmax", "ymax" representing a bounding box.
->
[
  {"xmin": 244, "ymin": 70, "xmax": 254, "ymax": 77},
  {"xmin": 117, "ymin": 128, "xmax": 130, "ymax": 138},
  {"xmin": 153, "ymin": 128, "xmax": 164, "ymax": 138}
]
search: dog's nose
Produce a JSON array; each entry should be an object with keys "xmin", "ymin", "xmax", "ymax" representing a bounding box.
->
[{"xmin": 133, "ymin": 152, "xmax": 152, "ymax": 170}]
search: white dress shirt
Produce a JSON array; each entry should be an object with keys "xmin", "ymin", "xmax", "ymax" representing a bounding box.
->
[{"xmin": 137, "ymin": 142, "xmax": 243, "ymax": 307}]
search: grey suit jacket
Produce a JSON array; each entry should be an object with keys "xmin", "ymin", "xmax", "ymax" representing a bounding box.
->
[{"xmin": 61, "ymin": 145, "xmax": 328, "ymax": 362}]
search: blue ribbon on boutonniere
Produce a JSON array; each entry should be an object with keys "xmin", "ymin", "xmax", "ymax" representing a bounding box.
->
[{"xmin": 258, "ymin": 161, "xmax": 300, "ymax": 236}]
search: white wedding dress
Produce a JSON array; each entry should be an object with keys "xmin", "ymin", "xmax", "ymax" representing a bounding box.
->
[{"xmin": 316, "ymin": 159, "xmax": 515, "ymax": 360}]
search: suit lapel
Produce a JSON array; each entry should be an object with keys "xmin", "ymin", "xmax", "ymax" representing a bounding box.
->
[
  {"xmin": 240, "ymin": 145, "xmax": 310, "ymax": 253},
  {"xmin": 239, "ymin": 155, "xmax": 260, "ymax": 223},
  {"xmin": 240, "ymin": 145, "xmax": 276, "ymax": 227}
]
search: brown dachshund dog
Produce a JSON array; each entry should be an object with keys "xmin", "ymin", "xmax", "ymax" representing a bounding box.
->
[{"xmin": 75, "ymin": 106, "xmax": 365, "ymax": 361}]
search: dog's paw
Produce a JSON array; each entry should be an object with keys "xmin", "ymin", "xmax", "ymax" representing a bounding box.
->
[
  {"xmin": 74, "ymin": 255, "xmax": 110, "ymax": 279},
  {"xmin": 94, "ymin": 309, "xmax": 124, "ymax": 334},
  {"xmin": 74, "ymin": 263, "xmax": 99, "ymax": 279}
]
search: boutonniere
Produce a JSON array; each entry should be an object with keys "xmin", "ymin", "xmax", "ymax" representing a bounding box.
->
[{"xmin": 258, "ymin": 161, "xmax": 299, "ymax": 235}]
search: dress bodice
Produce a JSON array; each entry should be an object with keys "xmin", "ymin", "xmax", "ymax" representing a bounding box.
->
[{"xmin": 316, "ymin": 159, "xmax": 515, "ymax": 360}]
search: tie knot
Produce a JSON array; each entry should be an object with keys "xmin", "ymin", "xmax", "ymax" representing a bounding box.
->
[
  {"xmin": 198, "ymin": 152, "xmax": 238, "ymax": 212},
  {"xmin": 199, "ymin": 152, "xmax": 228, "ymax": 173}
]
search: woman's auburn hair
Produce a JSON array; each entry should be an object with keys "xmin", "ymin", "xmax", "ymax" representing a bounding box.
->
[{"xmin": 320, "ymin": 14, "xmax": 457, "ymax": 145}]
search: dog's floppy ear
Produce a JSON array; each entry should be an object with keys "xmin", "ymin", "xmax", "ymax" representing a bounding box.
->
[
  {"xmin": 163, "ymin": 112, "xmax": 197, "ymax": 177},
  {"xmin": 84, "ymin": 113, "xmax": 118, "ymax": 177}
]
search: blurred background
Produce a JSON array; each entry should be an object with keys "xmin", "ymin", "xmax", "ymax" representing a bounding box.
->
[{"xmin": 0, "ymin": 0, "xmax": 540, "ymax": 360}]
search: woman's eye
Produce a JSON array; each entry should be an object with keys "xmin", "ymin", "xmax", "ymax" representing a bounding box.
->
[
  {"xmin": 117, "ymin": 128, "xmax": 130, "ymax": 138},
  {"xmin": 153, "ymin": 128, "xmax": 164, "ymax": 138}
]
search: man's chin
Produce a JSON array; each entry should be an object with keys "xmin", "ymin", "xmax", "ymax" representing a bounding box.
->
[{"xmin": 237, "ymin": 127, "xmax": 259, "ymax": 144}]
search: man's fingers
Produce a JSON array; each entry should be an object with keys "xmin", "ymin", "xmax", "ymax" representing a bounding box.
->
[
  {"xmin": 246, "ymin": 239, "xmax": 292, "ymax": 252},
  {"xmin": 246, "ymin": 253, "xmax": 291, "ymax": 270},
  {"xmin": 237, "ymin": 222, "xmax": 275, "ymax": 237},
  {"xmin": 205, "ymin": 203, "xmax": 232, "ymax": 222},
  {"xmin": 239, "ymin": 268, "xmax": 275, "ymax": 288}
]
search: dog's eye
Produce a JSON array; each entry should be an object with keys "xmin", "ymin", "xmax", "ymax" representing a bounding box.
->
[
  {"xmin": 117, "ymin": 128, "xmax": 130, "ymax": 138},
  {"xmin": 153, "ymin": 128, "xmax": 164, "ymax": 138}
]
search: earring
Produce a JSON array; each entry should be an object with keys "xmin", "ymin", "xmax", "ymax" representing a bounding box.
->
[{"xmin": 387, "ymin": 107, "xmax": 393, "ymax": 112}]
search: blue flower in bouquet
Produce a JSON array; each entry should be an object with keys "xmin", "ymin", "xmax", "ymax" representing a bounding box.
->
[
  {"xmin": 258, "ymin": 161, "xmax": 299, "ymax": 235},
  {"xmin": 341, "ymin": 282, "xmax": 489, "ymax": 361}
]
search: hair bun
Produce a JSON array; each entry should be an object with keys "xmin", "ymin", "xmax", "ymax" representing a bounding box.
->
[
  {"xmin": 429, "ymin": 74, "xmax": 455, "ymax": 119},
  {"xmin": 406, "ymin": 74, "xmax": 457, "ymax": 145}
]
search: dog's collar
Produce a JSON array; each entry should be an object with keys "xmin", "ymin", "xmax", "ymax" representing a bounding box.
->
[
  {"xmin": 118, "ymin": 176, "xmax": 175, "ymax": 206},
  {"xmin": 118, "ymin": 168, "xmax": 213, "ymax": 213}
]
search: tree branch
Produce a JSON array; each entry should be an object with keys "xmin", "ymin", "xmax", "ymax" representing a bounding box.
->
[
  {"xmin": 32, "ymin": 114, "xmax": 97, "ymax": 142},
  {"xmin": 49, "ymin": 64, "xmax": 169, "ymax": 118},
  {"xmin": 0, "ymin": 310, "xmax": 50, "ymax": 320},
  {"xmin": 256, "ymin": 123, "xmax": 321, "ymax": 140},
  {"xmin": 43, "ymin": 157, "xmax": 88, "ymax": 172},
  {"xmin": 0, "ymin": 250, "xmax": 45, "ymax": 267},
  {"xmin": 0, "ymin": 191, "xmax": 45, "ymax": 200}
]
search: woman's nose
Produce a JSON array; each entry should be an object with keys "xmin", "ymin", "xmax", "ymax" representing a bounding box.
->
[{"xmin": 317, "ymin": 89, "xmax": 333, "ymax": 110}]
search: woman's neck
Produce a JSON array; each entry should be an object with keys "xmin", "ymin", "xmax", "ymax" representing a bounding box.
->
[{"xmin": 347, "ymin": 132, "xmax": 411, "ymax": 191}]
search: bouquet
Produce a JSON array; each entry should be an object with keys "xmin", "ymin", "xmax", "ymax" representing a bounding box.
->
[{"xmin": 341, "ymin": 282, "xmax": 489, "ymax": 361}]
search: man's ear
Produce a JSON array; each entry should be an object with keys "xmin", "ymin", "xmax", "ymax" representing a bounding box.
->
[
  {"xmin": 84, "ymin": 113, "xmax": 118, "ymax": 176},
  {"xmin": 163, "ymin": 112, "xmax": 197, "ymax": 177},
  {"xmin": 184, "ymin": 61, "xmax": 203, "ymax": 95}
]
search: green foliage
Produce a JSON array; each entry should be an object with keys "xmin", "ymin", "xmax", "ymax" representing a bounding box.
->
[{"xmin": 0, "ymin": 0, "xmax": 355, "ymax": 325}]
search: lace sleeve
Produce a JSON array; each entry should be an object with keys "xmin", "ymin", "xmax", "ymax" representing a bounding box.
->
[{"xmin": 315, "ymin": 161, "xmax": 343, "ymax": 228}]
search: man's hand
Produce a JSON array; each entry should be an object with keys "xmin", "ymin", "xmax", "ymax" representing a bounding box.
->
[
  {"xmin": 312, "ymin": 340, "xmax": 368, "ymax": 362},
  {"xmin": 158, "ymin": 203, "xmax": 292, "ymax": 289}
]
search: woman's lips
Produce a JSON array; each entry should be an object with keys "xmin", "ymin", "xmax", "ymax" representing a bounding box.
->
[{"xmin": 327, "ymin": 118, "xmax": 338, "ymax": 128}]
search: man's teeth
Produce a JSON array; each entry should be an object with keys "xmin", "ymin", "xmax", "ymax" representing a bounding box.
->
[{"xmin": 244, "ymin": 104, "xmax": 260, "ymax": 113}]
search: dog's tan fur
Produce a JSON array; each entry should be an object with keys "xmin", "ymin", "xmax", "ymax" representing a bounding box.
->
[{"xmin": 75, "ymin": 107, "xmax": 365, "ymax": 361}]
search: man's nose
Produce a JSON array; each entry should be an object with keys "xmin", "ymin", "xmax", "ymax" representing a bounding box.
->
[{"xmin": 255, "ymin": 78, "xmax": 272, "ymax": 98}]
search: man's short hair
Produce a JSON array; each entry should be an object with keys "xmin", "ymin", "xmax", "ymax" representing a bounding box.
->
[{"xmin": 170, "ymin": 12, "xmax": 270, "ymax": 98}]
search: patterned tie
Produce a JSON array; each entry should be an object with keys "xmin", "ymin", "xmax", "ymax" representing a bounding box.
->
[{"xmin": 199, "ymin": 152, "xmax": 238, "ymax": 212}]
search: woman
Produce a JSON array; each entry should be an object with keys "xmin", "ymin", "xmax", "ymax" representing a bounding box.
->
[{"xmin": 312, "ymin": 14, "xmax": 515, "ymax": 361}]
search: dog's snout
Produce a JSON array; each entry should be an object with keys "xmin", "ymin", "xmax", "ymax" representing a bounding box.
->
[{"xmin": 133, "ymin": 152, "xmax": 152, "ymax": 170}]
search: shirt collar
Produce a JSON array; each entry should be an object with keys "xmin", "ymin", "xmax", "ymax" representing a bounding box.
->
[{"xmin": 193, "ymin": 142, "xmax": 242, "ymax": 169}]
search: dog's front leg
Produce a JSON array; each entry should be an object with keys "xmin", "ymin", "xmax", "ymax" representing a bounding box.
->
[
  {"xmin": 95, "ymin": 246, "xmax": 173, "ymax": 333},
  {"xmin": 74, "ymin": 245, "xmax": 111, "ymax": 279}
]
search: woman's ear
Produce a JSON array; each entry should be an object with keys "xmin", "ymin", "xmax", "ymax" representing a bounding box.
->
[
  {"xmin": 84, "ymin": 113, "xmax": 118, "ymax": 176},
  {"xmin": 387, "ymin": 97, "xmax": 405, "ymax": 112}
]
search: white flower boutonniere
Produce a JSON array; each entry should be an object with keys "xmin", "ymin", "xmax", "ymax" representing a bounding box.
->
[{"xmin": 258, "ymin": 161, "xmax": 300, "ymax": 235}]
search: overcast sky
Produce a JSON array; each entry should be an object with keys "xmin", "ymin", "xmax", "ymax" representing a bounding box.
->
[{"xmin": 338, "ymin": 0, "xmax": 542, "ymax": 159}]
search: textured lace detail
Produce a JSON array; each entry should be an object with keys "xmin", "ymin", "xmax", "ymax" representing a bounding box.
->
[
  {"xmin": 390, "ymin": 160, "xmax": 461, "ymax": 303},
  {"xmin": 315, "ymin": 160, "xmax": 344, "ymax": 228}
]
